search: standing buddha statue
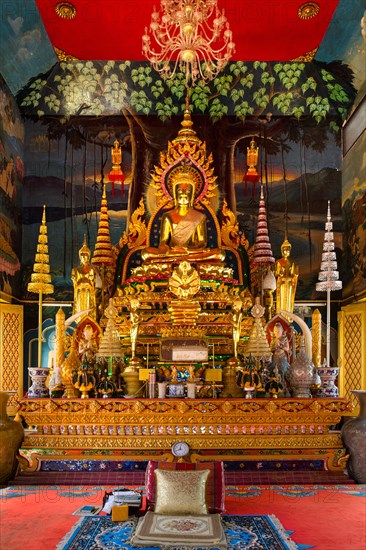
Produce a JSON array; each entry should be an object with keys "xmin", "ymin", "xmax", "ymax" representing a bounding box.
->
[
  {"xmin": 275, "ymin": 239, "xmax": 298, "ymax": 318},
  {"xmin": 71, "ymin": 235, "xmax": 97, "ymax": 320}
]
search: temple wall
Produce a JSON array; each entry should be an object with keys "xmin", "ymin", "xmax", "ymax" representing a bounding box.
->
[{"xmin": 0, "ymin": 73, "xmax": 24, "ymax": 299}]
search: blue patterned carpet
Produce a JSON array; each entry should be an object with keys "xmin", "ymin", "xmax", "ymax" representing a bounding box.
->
[{"xmin": 57, "ymin": 514, "xmax": 312, "ymax": 550}]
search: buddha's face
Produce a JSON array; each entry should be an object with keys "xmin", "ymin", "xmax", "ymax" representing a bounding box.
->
[
  {"xmin": 79, "ymin": 250, "xmax": 90, "ymax": 265},
  {"xmin": 83, "ymin": 324, "xmax": 93, "ymax": 340},
  {"xmin": 281, "ymin": 243, "xmax": 291, "ymax": 258},
  {"xmin": 176, "ymin": 182, "xmax": 193, "ymax": 206},
  {"xmin": 273, "ymin": 323, "xmax": 283, "ymax": 338}
]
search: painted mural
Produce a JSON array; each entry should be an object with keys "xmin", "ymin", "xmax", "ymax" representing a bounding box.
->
[
  {"xmin": 21, "ymin": 110, "xmax": 344, "ymax": 304},
  {"xmin": 342, "ymin": 129, "xmax": 366, "ymax": 300},
  {"xmin": 0, "ymin": 0, "xmax": 56, "ymax": 95},
  {"xmin": 0, "ymin": 74, "xmax": 23, "ymax": 296}
]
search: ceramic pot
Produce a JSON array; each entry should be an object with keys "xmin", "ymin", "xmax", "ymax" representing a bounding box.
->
[
  {"xmin": 28, "ymin": 367, "xmax": 49, "ymax": 398},
  {"xmin": 341, "ymin": 390, "xmax": 366, "ymax": 483},
  {"xmin": 0, "ymin": 391, "xmax": 24, "ymax": 485},
  {"xmin": 317, "ymin": 365, "xmax": 339, "ymax": 397},
  {"xmin": 157, "ymin": 382, "xmax": 167, "ymax": 399}
]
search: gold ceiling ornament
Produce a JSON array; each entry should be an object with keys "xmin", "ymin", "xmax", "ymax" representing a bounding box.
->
[
  {"xmin": 142, "ymin": 0, "xmax": 235, "ymax": 86},
  {"xmin": 291, "ymin": 47, "xmax": 318, "ymax": 62},
  {"xmin": 54, "ymin": 47, "xmax": 79, "ymax": 61},
  {"xmin": 55, "ymin": 2, "xmax": 77, "ymax": 19},
  {"xmin": 298, "ymin": 2, "xmax": 320, "ymax": 20}
]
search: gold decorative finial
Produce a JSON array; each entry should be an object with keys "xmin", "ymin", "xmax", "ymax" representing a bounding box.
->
[
  {"xmin": 27, "ymin": 205, "xmax": 54, "ymax": 368},
  {"xmin": 27, "ymin": 205, "xmax": 54, "ymax": 296}
]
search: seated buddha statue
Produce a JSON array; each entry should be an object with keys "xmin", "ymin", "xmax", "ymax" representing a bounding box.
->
[{"xmin": 141, "ymin": 172, "xmax": 225, "ymax": 265}]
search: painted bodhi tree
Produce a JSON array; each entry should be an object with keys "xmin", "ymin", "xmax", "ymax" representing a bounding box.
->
[{"xmin": 17, "ymin": 60, "xmax": 355, "ymax": 215}]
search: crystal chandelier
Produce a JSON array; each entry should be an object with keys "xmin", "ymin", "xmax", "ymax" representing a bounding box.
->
[{"xmin": 142, "ymin": 0, "xmax": 235, "ymax": 85}]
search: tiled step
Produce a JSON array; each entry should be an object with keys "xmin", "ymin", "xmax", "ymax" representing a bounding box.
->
[{"xmin": 8, "ymin": 469, "xmax": 353, "ymax": 486}]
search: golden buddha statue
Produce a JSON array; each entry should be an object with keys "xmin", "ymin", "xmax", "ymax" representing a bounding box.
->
[
  {"xmin": 141, "ymin": 172, "xmax": 225, "ymax": 265},
  {"xmin": 275, "ymin": 239, "xmax": 298, "ymax": 317},
  {"xmin": 72, "ymin": 236, "xmax": 97, "ymax": 320}
]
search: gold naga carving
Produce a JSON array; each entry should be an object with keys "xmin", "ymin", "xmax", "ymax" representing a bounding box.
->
[
  {"xmin": 118, "ymin": 198, "xmax": 147, "ymax": 249},
  {"xmin": 220, "ymin": 198, "xmax": 250, "ymax": 251},
  {"xmin": 221, "ymin": 199, "xmax": 239, "ymax": 248}
]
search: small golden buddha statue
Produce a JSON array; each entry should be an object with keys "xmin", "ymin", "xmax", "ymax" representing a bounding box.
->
[
  {"xmin": 275, "ymin": 239, "xmax": 298, "ymax": 317},
  {"xmin": 246, "ymin": 137, "xmax": 259, "ymax": 177},
  {"xmin": 111, "ymin": 139, "xmax": 122, "ymax": 166},
  {"xmin": 141, "ymin": 172, "xmax": 225, "ymax": 264},
  {"xmin": 71, "ymin": 236, "xmax": 97, "ymax": 319}
]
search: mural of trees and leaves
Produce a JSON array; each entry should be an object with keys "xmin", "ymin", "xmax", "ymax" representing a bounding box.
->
[
  {"xmin": 17, "ymin": 60, "xmax": 355, "ymax": 216},
  {"xmin": 18, "ymin": 60, "xmax": 354, "ymax": 127}
]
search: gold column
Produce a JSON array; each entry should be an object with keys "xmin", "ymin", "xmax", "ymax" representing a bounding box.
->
[
  {"xmin": 0, "ymin": 304, "xmax": 24, "ymax": 415},
  {"xmin": 312, "ymin": 309, "xmax": 322, "ymax": 368},
  {"xmin": 55, "ymin": 308, "xmax": 66, "ymax": 369}
]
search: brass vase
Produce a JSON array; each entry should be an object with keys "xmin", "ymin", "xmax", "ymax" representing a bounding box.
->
[
  {"xmin": 221, "ymin": 358, "xmax": 243, "ymax": 398},
  {"xmin": 0, "ymin": 391, "xmax": 24, "ymax": 485}
]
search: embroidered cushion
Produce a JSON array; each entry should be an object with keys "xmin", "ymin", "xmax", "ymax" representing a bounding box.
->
[
  {"xmin": 154, "ymin": 469, "xmax": 210, "ymax": 515},
  {"xmin": 145, "ymin": 460, "xmax": 225, "ymax": 513}
]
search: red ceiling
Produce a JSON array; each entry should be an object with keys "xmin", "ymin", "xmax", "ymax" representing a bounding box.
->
[{"xmin": 35, "ymin": 0, "xmax": 340, "ymax": 61}]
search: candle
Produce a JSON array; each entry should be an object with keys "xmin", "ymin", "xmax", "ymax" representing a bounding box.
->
[{"xmin": 108, "ymin": 356, "xmax": 113, "ymax": 376}]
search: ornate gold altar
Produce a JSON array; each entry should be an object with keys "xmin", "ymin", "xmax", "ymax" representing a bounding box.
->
[
  {"xmin": 18, "ymin": 397, "xmax": 350, "ymax": 471},
  {"xmin": 18, "ymin": 111, "xmax": 352, "ymax": 474}
]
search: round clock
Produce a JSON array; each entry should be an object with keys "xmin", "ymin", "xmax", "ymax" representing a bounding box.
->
[{"xmin": 171, "ymin": 441, "xmax": 190, "ymax": 458}]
